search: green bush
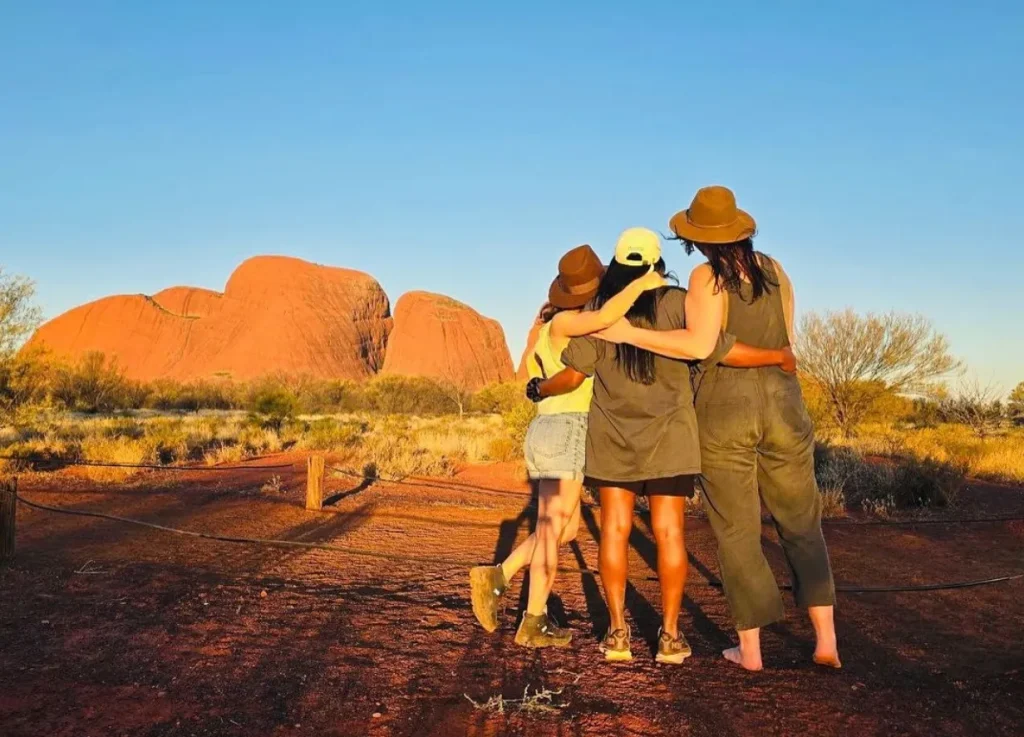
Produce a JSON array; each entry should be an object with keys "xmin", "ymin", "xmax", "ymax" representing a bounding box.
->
[
  {"xmin": 472, "ymin": 381, "xmax": 527, "ymax": 414},
  {"xmin": 247, "ymin": 386, "xmax": 299, "ymax": 430},
  {"xmin": 301, "ymin": 417, "xmax": 367, "ymax": 450}
]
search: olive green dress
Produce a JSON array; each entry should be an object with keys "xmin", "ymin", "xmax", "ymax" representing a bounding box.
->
[{"xmin": 695, "ymin": 258, "xmax": 835, "ymax": 630}]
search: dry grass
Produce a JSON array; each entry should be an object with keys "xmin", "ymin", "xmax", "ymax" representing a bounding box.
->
[
  {"xmin": 0, "ymin": 410, "xmax": 512, "ymax": 481},
  {"xmin": 836, "ymin": 423, "xmax": 1024, "ymax": 484}
]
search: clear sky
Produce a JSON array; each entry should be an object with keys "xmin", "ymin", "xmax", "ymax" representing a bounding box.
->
[{"xmin": 2, "ymin": 1, "xmax": 1022, "ymax": 391}]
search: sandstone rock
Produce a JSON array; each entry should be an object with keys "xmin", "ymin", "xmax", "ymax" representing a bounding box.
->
[
  {"xmin": 29, "ymin": 256, "xmax": 392, "ymax": 382},
  {"xmin": 381, "ymin": 291, "xmax": 513, "ymax": 390},
  {"xmin": 28, "ymin": 257, "xmax": 514, "ymax": 388}
]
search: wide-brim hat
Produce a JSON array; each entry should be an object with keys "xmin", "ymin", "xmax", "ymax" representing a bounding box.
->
[
  {"xmin": 548, "ymin": 244, "xmax": 605, "ymax": 309},
  {"xmin": 669, "ymin": 185, "xmax": 756, "ymax": 244}
]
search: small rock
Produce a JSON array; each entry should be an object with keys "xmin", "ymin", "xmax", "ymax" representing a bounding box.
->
[
  {"xmin": 372, "ymin": 713, "xmax": 382, "ymax": 719},
  {"xmin": 260, "ymin": 590, "xmax": 268, "ymax": 599}
]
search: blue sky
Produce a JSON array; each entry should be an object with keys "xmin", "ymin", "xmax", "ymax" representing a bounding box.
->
[{"xmin": 1, "ymin": 1, "xmax": 1022, "ymax": 390}]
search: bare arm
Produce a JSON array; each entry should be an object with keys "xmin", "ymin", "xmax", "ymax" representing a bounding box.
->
[
  {"xmin": 537, "ymin": 367, "xmax": 588, "ymax": 397},
  {"xmin": 550, "ymin": 268, "xmax": 665, "ymax": 339},
  {"xmin": 595, "ymin": 264, "xmax": 723, "ymax": 360},
  {"xmin": 722, "ymin": 344, "xmax": 797, "ymax": 372}
]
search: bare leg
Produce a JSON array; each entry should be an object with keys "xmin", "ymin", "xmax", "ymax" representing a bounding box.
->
[
  {"xmin": 500, "ymin": 480, "xmax": 582, "ymax": 583},
  {"xmin": 649, "ymin": 495, "xmax": 687, "ymax": 638},
  {"xmin": 809, "ymin": 605, "xmax": 841, "ymax": 667},
  {"xmin": 598, "ymin": 487, "xmax": 635, "ymax": 634},
  {"xmin": 723, "ymin": 628, "xmax": 763, "ymax": 671},
  {"xmin": 525, "ymin": 479, "xmax": 578, "ymax": 615}
]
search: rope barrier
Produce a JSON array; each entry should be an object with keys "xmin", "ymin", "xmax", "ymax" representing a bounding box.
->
[
  {"xmin": 329, "ymin": 465, "xmax": 1024, "ymax": 527},
  {"xmin": 0, "ymin": 454, "xmax": 293, "ymax": 472},
  {"xmin": 12, "ymin": 492, "xmax": 1024, "ymax": 594}
]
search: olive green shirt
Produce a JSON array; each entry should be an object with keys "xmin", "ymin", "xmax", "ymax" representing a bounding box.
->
[{"xmin": 562, "ymin": 286, "xmax": 734, "ymax": 482}]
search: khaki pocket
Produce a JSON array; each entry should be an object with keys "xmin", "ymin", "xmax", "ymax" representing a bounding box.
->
[
  {"xmin": 698, "ymin": 397, "xmax": 752, "ymax": 447},
  {"xmin": 773, "ymin": 385, "xmax": 813, "ymax": 437}
]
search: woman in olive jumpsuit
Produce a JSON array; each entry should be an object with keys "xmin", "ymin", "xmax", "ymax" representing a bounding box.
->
[{"xmin": 596, "ymin": 186, "xmax": 840, "ymax": 671}]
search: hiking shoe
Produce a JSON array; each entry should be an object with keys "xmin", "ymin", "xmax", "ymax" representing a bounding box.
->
[
  {"xmin": 600, "ymin": 626, "xmax": 633, "ymax": 662},
  {"xmin": 469, "ymin": 565, "xmax": 507, "ymax": 632},
  {"xmin": 514, "ymin": 612, "xmax": 573, "ymax": 648},
  {"xmin": 656, "ymin": 628, "xmax": 692, "ymax": 665}
]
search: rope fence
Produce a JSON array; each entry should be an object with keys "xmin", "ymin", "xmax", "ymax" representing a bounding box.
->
[{"xmin": 5, "ymin": 485, "xmax": 1023, "ymax": 595}]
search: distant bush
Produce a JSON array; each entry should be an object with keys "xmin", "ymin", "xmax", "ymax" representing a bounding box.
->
[
  {"xmin": 145, "ymin": 380, "xmax": 236, "ymax": 412},
  {"xmin": 814, "ymin": 442, "xmax": 965, "ymax": 512},
  {"xmin": 299, "ymin": 417, "xmax": 366, "ymax": 451},
  {"xmin": 247, "ymin": 386, "xmax": 299, "ymax": 430},
  {"xmin": 51, "ymin": 352, "xmax": 147, "ymax": 414},
  {"xmin": 472, "ymin": 381, "xmax": 527, "ymax": 414}
]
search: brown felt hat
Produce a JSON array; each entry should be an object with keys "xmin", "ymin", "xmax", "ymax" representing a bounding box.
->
[
  {"xmin": 548, "ymin": 244, "xmax": 605, "ymax": 309},
  {"xmin": 669, "ymin": 185, "xmax": 757, "ymax": 244}
]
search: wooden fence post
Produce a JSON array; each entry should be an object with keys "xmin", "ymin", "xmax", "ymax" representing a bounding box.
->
[
  {"xmin": 306, "ymin": 456, "xmax": 324, "ymax": 511},
  {"xmin": 1, "ymin": 477, "xmax": 15, "ymax": 564}
]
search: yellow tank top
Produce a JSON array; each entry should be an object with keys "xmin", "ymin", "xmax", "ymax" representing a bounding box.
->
[{"xmin": 526, "ymin": 321, "xmax": 594, "ymax": 415}]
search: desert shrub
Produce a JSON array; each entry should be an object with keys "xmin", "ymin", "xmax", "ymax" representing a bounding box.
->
[
  {"xmin": 204, "ymin": 442, "xmax": 247, "ymax": 466},
  {"xmin": 361, "ymin": 375, "xmax": 455, "ymax": 415},
  {"xmin": 486, "ymin": 436, "xmax": 520, "ymax": 462},
  {"xmin": 472, "ymin": 381, "xmax": 527, "ymax": 414},
  {"xmin": 360, "ymin": 431, "xmax": 459, "ymax": 477},
  {"xmin": 79, "ymin": 435, "xmax": 152, "ymax": 481},
  {"xmin": 238, "ymin": 425, "xmax": 282, "ymax": 455},
  {"xmin": 501, "ymin": 399, "xmax": 535, "ymax": 449},
  {"xmin": 292, "ymin": 378, "xmax": 362, "ymax": 414},
  {"xmin": 819, "ymin": 486, "xmax": 847, "ymax": 519},
  {"xmin": 145, "ymin": 380, "xmax": 235, "ymax": 412},
  {"xmin": 51, "ymin": 352, "xmax": 147, "ymax": 413},
  {"xmin": 814, "ymin": 443, "xmax": 965, "ymax": 511},
  {"xmin": 247, "ymin": 386, "xmax": 299, "ymax": 430},
  {"xmin": 300, "ymin": 417, "xmax": 367, "ymax": 451},
  {"xmin": 0, "ymin": 350, "xmax": 52, "ymax": 426}
]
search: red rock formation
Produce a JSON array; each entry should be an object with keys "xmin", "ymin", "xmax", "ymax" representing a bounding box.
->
[
  {"xmin": 382, "ymin": 291, "xmax": 514, "ymax": 390},
  {"xmin": 29, "ymin": 256, "xmax": 392, "ymax": 382},
  {"xmin": 28, "ymin": 256, "xmax": 514, "ymax": 387}
]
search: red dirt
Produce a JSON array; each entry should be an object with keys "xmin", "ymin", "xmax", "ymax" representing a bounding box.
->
[
  {"xmin": 1, "ymin": 460, "xmax": 1022, "ymax": 737},
  {"xmin": 382, "ymin": 292, "xmax": 514, "ymax": 390},
  {"xmin": 26, "ymin": 257, "xmax": 514, "ymax": 387}
]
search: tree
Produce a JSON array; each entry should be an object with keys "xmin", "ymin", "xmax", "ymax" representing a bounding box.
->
[
  {"xmin": 0, "ymin": 268, "xmax": 42, "ymax": 358},
  {"xmin": 938, "ymin": 380, "xmax": 1005, "ymax": 438},
  {"xmin": 0, "ymin": 269, "xmax": 44, "ymax": 424},
  {"xmin": 797, "ymin": 310, "xmax": 961, "ymax": 436},
  {"xmin": 438, "ymin": 364, "xmax": 471, "ymax": 418},
  {"xmin": 1009, "ymin": 382, "xmax": 1024, "ymax": 426}
]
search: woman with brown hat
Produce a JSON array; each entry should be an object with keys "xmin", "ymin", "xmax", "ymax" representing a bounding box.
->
[
  {"xmin": 595, "ymin": 186, "xmax": 840, "ymax": 671},
  {"xmin": 469, "ymin": 243, "xmax": 664, "ymax": 648}
]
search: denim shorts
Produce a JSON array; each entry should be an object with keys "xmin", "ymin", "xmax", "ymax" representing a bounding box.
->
[{"xmin": 524, "ymin": 412, "xmax": 588, "ymax": 481}]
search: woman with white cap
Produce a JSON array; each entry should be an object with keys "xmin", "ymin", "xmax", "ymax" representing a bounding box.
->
[{"xmin": 470, "ymin": 243, "xmax": 665, "ymax": 648}]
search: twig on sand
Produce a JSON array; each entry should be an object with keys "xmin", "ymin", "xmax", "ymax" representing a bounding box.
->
[
  {"xmin": 553, "ymin": 668, "xmax": 584, "ymax": 685},
  {"xmin": 74, "ymin": 560, "xmax": 105, "ymax": 575},
  {"xmin": 464, "ymin": 685, "xmax": 565, "ymax": 714}
]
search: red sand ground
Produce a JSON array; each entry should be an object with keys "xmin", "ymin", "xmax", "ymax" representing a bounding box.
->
[{"xmin": 1, "ymin": 458, "xmax": 1022, "ymax": 736}]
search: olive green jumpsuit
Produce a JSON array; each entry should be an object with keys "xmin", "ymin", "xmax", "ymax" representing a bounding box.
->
[{"xmin": 695, "ymin": 261, "xmax": 836, "ymax": 630}]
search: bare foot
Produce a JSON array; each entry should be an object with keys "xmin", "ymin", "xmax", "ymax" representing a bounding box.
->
[
  {"xmin": 723, "ymin": 646, "xmax": 763, "ymax": 671},
  {"xmin": 813, "ymin": 651, "xmax": 842, "ymax": 669}
]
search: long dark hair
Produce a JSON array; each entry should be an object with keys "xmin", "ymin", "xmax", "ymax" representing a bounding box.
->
[
  {"xmin": 537, "ymin": 302, "xmax": 571, "ymax": 323},
  {"xmin": 675, "ymin": 237, "xmax": 777, "ymax": 301},
  {"xmin": 592, "ymin": 259, "xmax": 674, "ymax": 385}
]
